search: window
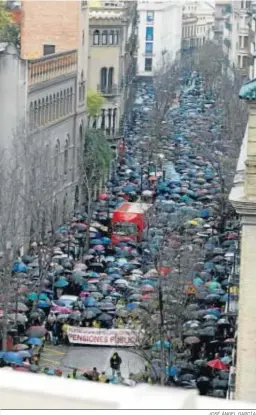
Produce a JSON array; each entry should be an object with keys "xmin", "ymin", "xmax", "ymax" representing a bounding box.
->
[
  {"xmin": 38, "ymin": 99, "xmax": 41, "ymax": 125},
  {"xmin": 108, "ymin": 67, "xmax": 114, "ymax": 88},
  {"xmin": 63, "ymin": 90, "xmax": 67, "ymax": 115},
  {"xmin": 145, "ymin": 42, "xmax": 153, "ymax": 54},
  {"xmin": 54, "ymin": 140, "xmax": 60, "ymax": 181},
  {"xmin": 100, "ymin": 109, "xmax": 105, "ymax": 130},
  {"xmin": 146, "ymin": 11, "xmax": 154, "ymax": 23},
  {"xmin": 145, "ymin": 58, "xmax": 152, "ymax": 71},
  {"xmin": 93, "ymin": 30, "xmax": 100, "ymax": 45},
  {"xmin": 108, "ymin": 108, "xmax": 112, "ymax": 131},
  {"xmin": 64, "ymin": 139, "xmax": 69, "ymax": 176},
  {"xmin": 45, "ymin": 96, "xmax": 49, "ymax": 123},
  {"xmin": 241, "ymin": 1, "xmax": 245, "ymax": 8},
  {"xmin": 82, "ymin": 30, "xmax": 85, "ymax": 45},
  {"xmin": 244, "ymin": 35, "xmax": 249, "ymax": 49},
  {"xmin": 56, "ymin": 92, "xmax": 60, "ymax": 118},
  {"xmin": 60, "ymin": 91, "xmax": 64, "ymax": 117},
  {"xmin": 243, "ymin": 55, "xmax": 248, "ymax": 69},
  {"xmin": 112, "ymin": 108, "xmax": 117, "ymax": 135},
  {"xmin": 70, "ymin": 87, "xmax": 73, "ymax": 112},
  {"xmin": 239, "ymin": 35, "xmax": 242, "ymax": 48},
  {"xmin": 29, "ymin": 102, "xmax": 34, "ymax": 128},
  {"xmin": 114, "ymin": 30, "xmax": 119, "ymax": 44},
  {"xmin": 102, "ymin": 30, "xmax": 108, "ymax": 45},
  {"xmin": 100, "ymin": 67, "xmax": 107, "ymax": 90},
  {"xmin": 113, "ymin": 222, "xmax": 137, "ymax": 235},
  {"xmin": 109, "ymin": 30, "xmax": 114, "ymax": 45},
  {"xmin": 49, "ymin": 95, "xmax": 53, "ymax": 121},
  {"xmin": 79, "ymin": 71, "xmax": 85, "ymax": 102},
  {"xmin": 146, "ymin": 26, "xmax": 153, "ymax": 41},
  {"xmin": 43, "ymin": 44, "xmax": 55, "ymax": 56}
]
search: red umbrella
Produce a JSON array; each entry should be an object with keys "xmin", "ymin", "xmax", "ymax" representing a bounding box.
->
[
  {"xmin": 207, "ymin": 359, "xmax": 228, "ymax": 370},
  {"xmin": 140, "ymin": 294, "xmax": 153, "ymax": 300}
]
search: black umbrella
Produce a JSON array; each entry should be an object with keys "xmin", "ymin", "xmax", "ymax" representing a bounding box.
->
[{"xmin": 97, "ymin": 313, "xmax": 113, "ymax": 322}]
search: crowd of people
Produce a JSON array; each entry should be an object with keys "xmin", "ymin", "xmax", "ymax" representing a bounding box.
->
[{"xmin": 0, "ymin": 72, "xmax": 239, "ymax": 397}]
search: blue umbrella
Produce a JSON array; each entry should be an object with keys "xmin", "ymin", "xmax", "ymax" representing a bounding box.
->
[
  {"xmin": 86, "ymin": 272, "xmax": 100, "ymax": 278},
  {"xmin": 12, "ymin": 261, "xmax": 27, "ymax": 273},
  {"xmin": 122, "ymin": 185, "xmax": 136, "ymax": 193},
  {"xmin": 38, "ymin": 301, "xmax": 50, "ymax": 309},
  {"xmin": 84, "ymin": 297, "xmax": 97, "ymax": 307},
  {"xmin": 0, "ymin": 351, "xmax": 5, "ymax": 358},
  {"xmin": 90, "ymin": 239, "xmax": 102, "ymax": 245},
  {"xmin": 54, "ymin": 279, "xmax": 69, "ymax": 288},
  {"xmin": 100, "ymin": 237, "xmax": 111, "ymax": 245},
  {"xmin": 3, "ymin": 352, "xmax": 23, "ymax": 365},
  {"xmin": 127, "ymin": 302, "xmax": 138, "ymax": 310},
  {"xmin": 166, "ymin": 365, "xmax": 178, "ymax": 377},
  {"xmin": 153, "ymin": 340, "xmax": 171, "ymax": 350},
  {"xmin": 27, "ymin": 337, "xmax": 43, "ymax": 346}
]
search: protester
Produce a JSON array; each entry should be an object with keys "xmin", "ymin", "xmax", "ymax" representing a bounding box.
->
[{"xmin": 110, "ymin": 353, "xmax": 122, "ymax": 376}]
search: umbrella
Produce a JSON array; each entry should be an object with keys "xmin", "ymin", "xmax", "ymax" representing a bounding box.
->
[
  {"xmin": 12, "ymin": 261, "xmax": 27, "ymax": 273},
  {"xmin": 27, "ymin": 337, "xmax": 43, "ymax": 346},
  {"xmin": 153, "ymin": 340, "xmax": 171, "ymax": 350},
  {"xmin": 97, "ymin": 313, "xmax": 113, "ymax": 322},
  {"xmin": 184, "ymin": 336, "xmax": 200, "ymax": 345},
  {"xmin": 82, "ymin": 310, "xmax": 98, "ymax": 319},
  {"xmin": 207, "ymin": 359, "xmax": 228, "ymax": 370},
  {"xmin": 12, "ymin": 344, "xmax": 29, "ymax": 351},
  {"xmin": 54, "ymin": 279, "xmax": 69, "ymax": 288},
  {"xmin": 3, "ymin": 352, "xmax": 23, "ymax": 365},
  {"xmin": 26, "ymin": 326, "xmax": 47, "ymax": 338}
]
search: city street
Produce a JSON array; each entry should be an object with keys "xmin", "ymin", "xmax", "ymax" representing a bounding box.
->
[{"xmin": 40, "ymin": 345, "xmax": 144, "ymax": 378}]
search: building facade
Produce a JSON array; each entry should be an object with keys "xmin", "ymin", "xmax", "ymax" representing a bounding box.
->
[
  {"xmin": 214, "ymin": 1, "xmax": 254, "ymax": 77},
  {"xmin": 0, "ymin": 1, "xmax": 89, "ymax": 228},
  {"xmin": 87, "ymin": 0, "xmax": 137, "ymax": 133},
  {"xmin": 182, "ymin": 1, "xmax": 214, "ymax": 51},
  {"xmin": 137, "ymin": 0, "xmax": 182, "ymax": 77}
]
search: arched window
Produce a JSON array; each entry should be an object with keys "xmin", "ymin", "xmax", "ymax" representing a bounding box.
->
[
  {"xmin": 42, "ymin": 98, "xmax": 45, "ymax": 125},
  {"xmin": 109, "ymin": 30, "xmax": 114, "ymax": 45},
  {"xmin": 33, "ymin": 101, "xmax": 37, "ymax": 125},
  {"xmin": 38, "ymin": 99, "xmax": 41, "ymax": 125},
  {"xmin": 102, "ymin": 30, "xmax": 108, "ymax": 45},
  {"xmin": 113, "ymin": 108, "xmax": 117, "ymax": 135},
  {"xmin": 114, "ymin": 30, "xmax": 119, "ymax": 44},
  {"xmin": 108, "ymin": 67, "xmax": 114, "ymax": 88},
  {"xmin": 60, "ymin": 91, "xmax": 63, "ymax": 117},
  {"xmin": 108, "ymin": 108, "xmax": 112, "ymax": 132},
  {"xmin": 54, "ymin": 139, "xmax": 60, "ymax": 181},
  {"xmin": 100, "ymin": 67, "xmax": 107, "ymax": 92},
  {"xmin": 53, "ymin": 94, "xmax": 56, "ymax": 120},
  {"xmin": 69, "ymin": 87, "xmax": 73, "ymax": 113},
  {"xmin": 45, "ymin": 96, "xmax": 49, "ymax": 124},
  {"xmin": 64, "ymin": 139, "xmax": 69, "ymax": 177},
  {"xmin": 79, "ymin": 71, "xmax": 85, "ymax": 102},
  {"xmin": 63, "ymin": 90, "xmax": 67, "ymax": 115},
  {"xmin": 101, "ymin": 109, "xmax": 105, "ymax": 130},
  {"xmin": 56, "ymin": 92, "xmax": 60, "ymax": 118},
  {"xmin": 29, "ymin": 102, "xmax": 34, "ymax": 128},
  {"xmin": 93, "ymin": 30, "xmax": 100, "ymax": 45}
]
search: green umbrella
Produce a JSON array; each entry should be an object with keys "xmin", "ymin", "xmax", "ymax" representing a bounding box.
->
[{"xmin": 28, "ymin": 292, "xmax": 38, "ymax": 301}]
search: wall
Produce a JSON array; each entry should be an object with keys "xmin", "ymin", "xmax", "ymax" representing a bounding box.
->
[
  {"xmin": 1, "ymin": 369, "xmax": 256, "ymax": 409},
  {"xmin": 0, "ymin": 44, "xmax": 26, "ymax": 150},
  {"xmin": 20, "ymin": 0, "xmax": 80, "ymax": 59}
]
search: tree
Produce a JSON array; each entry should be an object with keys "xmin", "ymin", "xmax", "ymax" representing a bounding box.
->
[
  {"xmin": 0, "ymin": 2, "xmax": 11, "ymax": 32},
  {"xmin": 87, "ymin": 90, "xmax": 106, "ymax": 118},
  {"xmin": 132, "ymin": 206, "xmax": 204, "ymax": 384},
  {"xmin": 0, "ymin": 146, "xmax": 25, "ymax": 350},
  {"xmin": 79, "ymin": 128, "xmax": 112, "ymax": 251},
  {"xmin": 0, "ymin": 23, "xmax": 20, "ymax": 48}
]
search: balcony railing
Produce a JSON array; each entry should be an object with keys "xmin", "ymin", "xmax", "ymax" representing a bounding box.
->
[
  {"xmin": 1, "ymin": 369, "xmax": 256, "ymax": 409},
  {"xmin": 92, "ymin": 1, "xmax": 125, "ymax": 8},
  {"xmin": 28, "ymin": 50, "xmax": 78, "ymax": 87},
  {"xmin": 97, "ymin": 84, "xmax": 120, "ymax": 95}
]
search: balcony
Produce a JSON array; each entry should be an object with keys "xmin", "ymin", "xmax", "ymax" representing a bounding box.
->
[
  {"xmin": 1, "ymin": 369, "xmax": 256, "ymax": 409},
  {"xmin": 97, "ymin": 84, "xmax": 120, "ymax": 95},
  {"xmin": 28, "ymin": 50, "xmax": 77, "ymax": 87},
  {"xmin": 225, "ymin": 21, "xmax": 232, "ymax": 30},
  {"xmin": 224, "ymin": 37, "xmax": 231, "ymax": 48}
]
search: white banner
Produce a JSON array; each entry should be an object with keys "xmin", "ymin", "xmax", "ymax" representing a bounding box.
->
[{"xmin": 67, "ymin": 326, "xmax": 139, "ymax": 347}]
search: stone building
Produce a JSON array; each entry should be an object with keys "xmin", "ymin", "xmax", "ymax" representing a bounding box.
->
[
  {"xmin": 229, "ymin": 79, "xmax": 256, "ymax": 403},
  {"xmin": 0, "ymin": 1, "xmax": 89, "ymax": 230},
  {"xmin": 87, "ymin": 0, "xmax": 137, "ymax": 133}
]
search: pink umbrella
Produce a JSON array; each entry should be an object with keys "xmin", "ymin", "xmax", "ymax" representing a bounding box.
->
[
  {"xmin": 99, "ymin": 193, "xmax": 108, "ymax": 201},
  {"xmin": 51, "ymin": 305, "xmax": 72, "ymax": 314},
  {"xmin": 94, "ymin": 245, "xmax": 105, "ymax": 251},
  {"xmin": 80, "ymin": 291, "xmax": 90, "ymax": 298}
]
